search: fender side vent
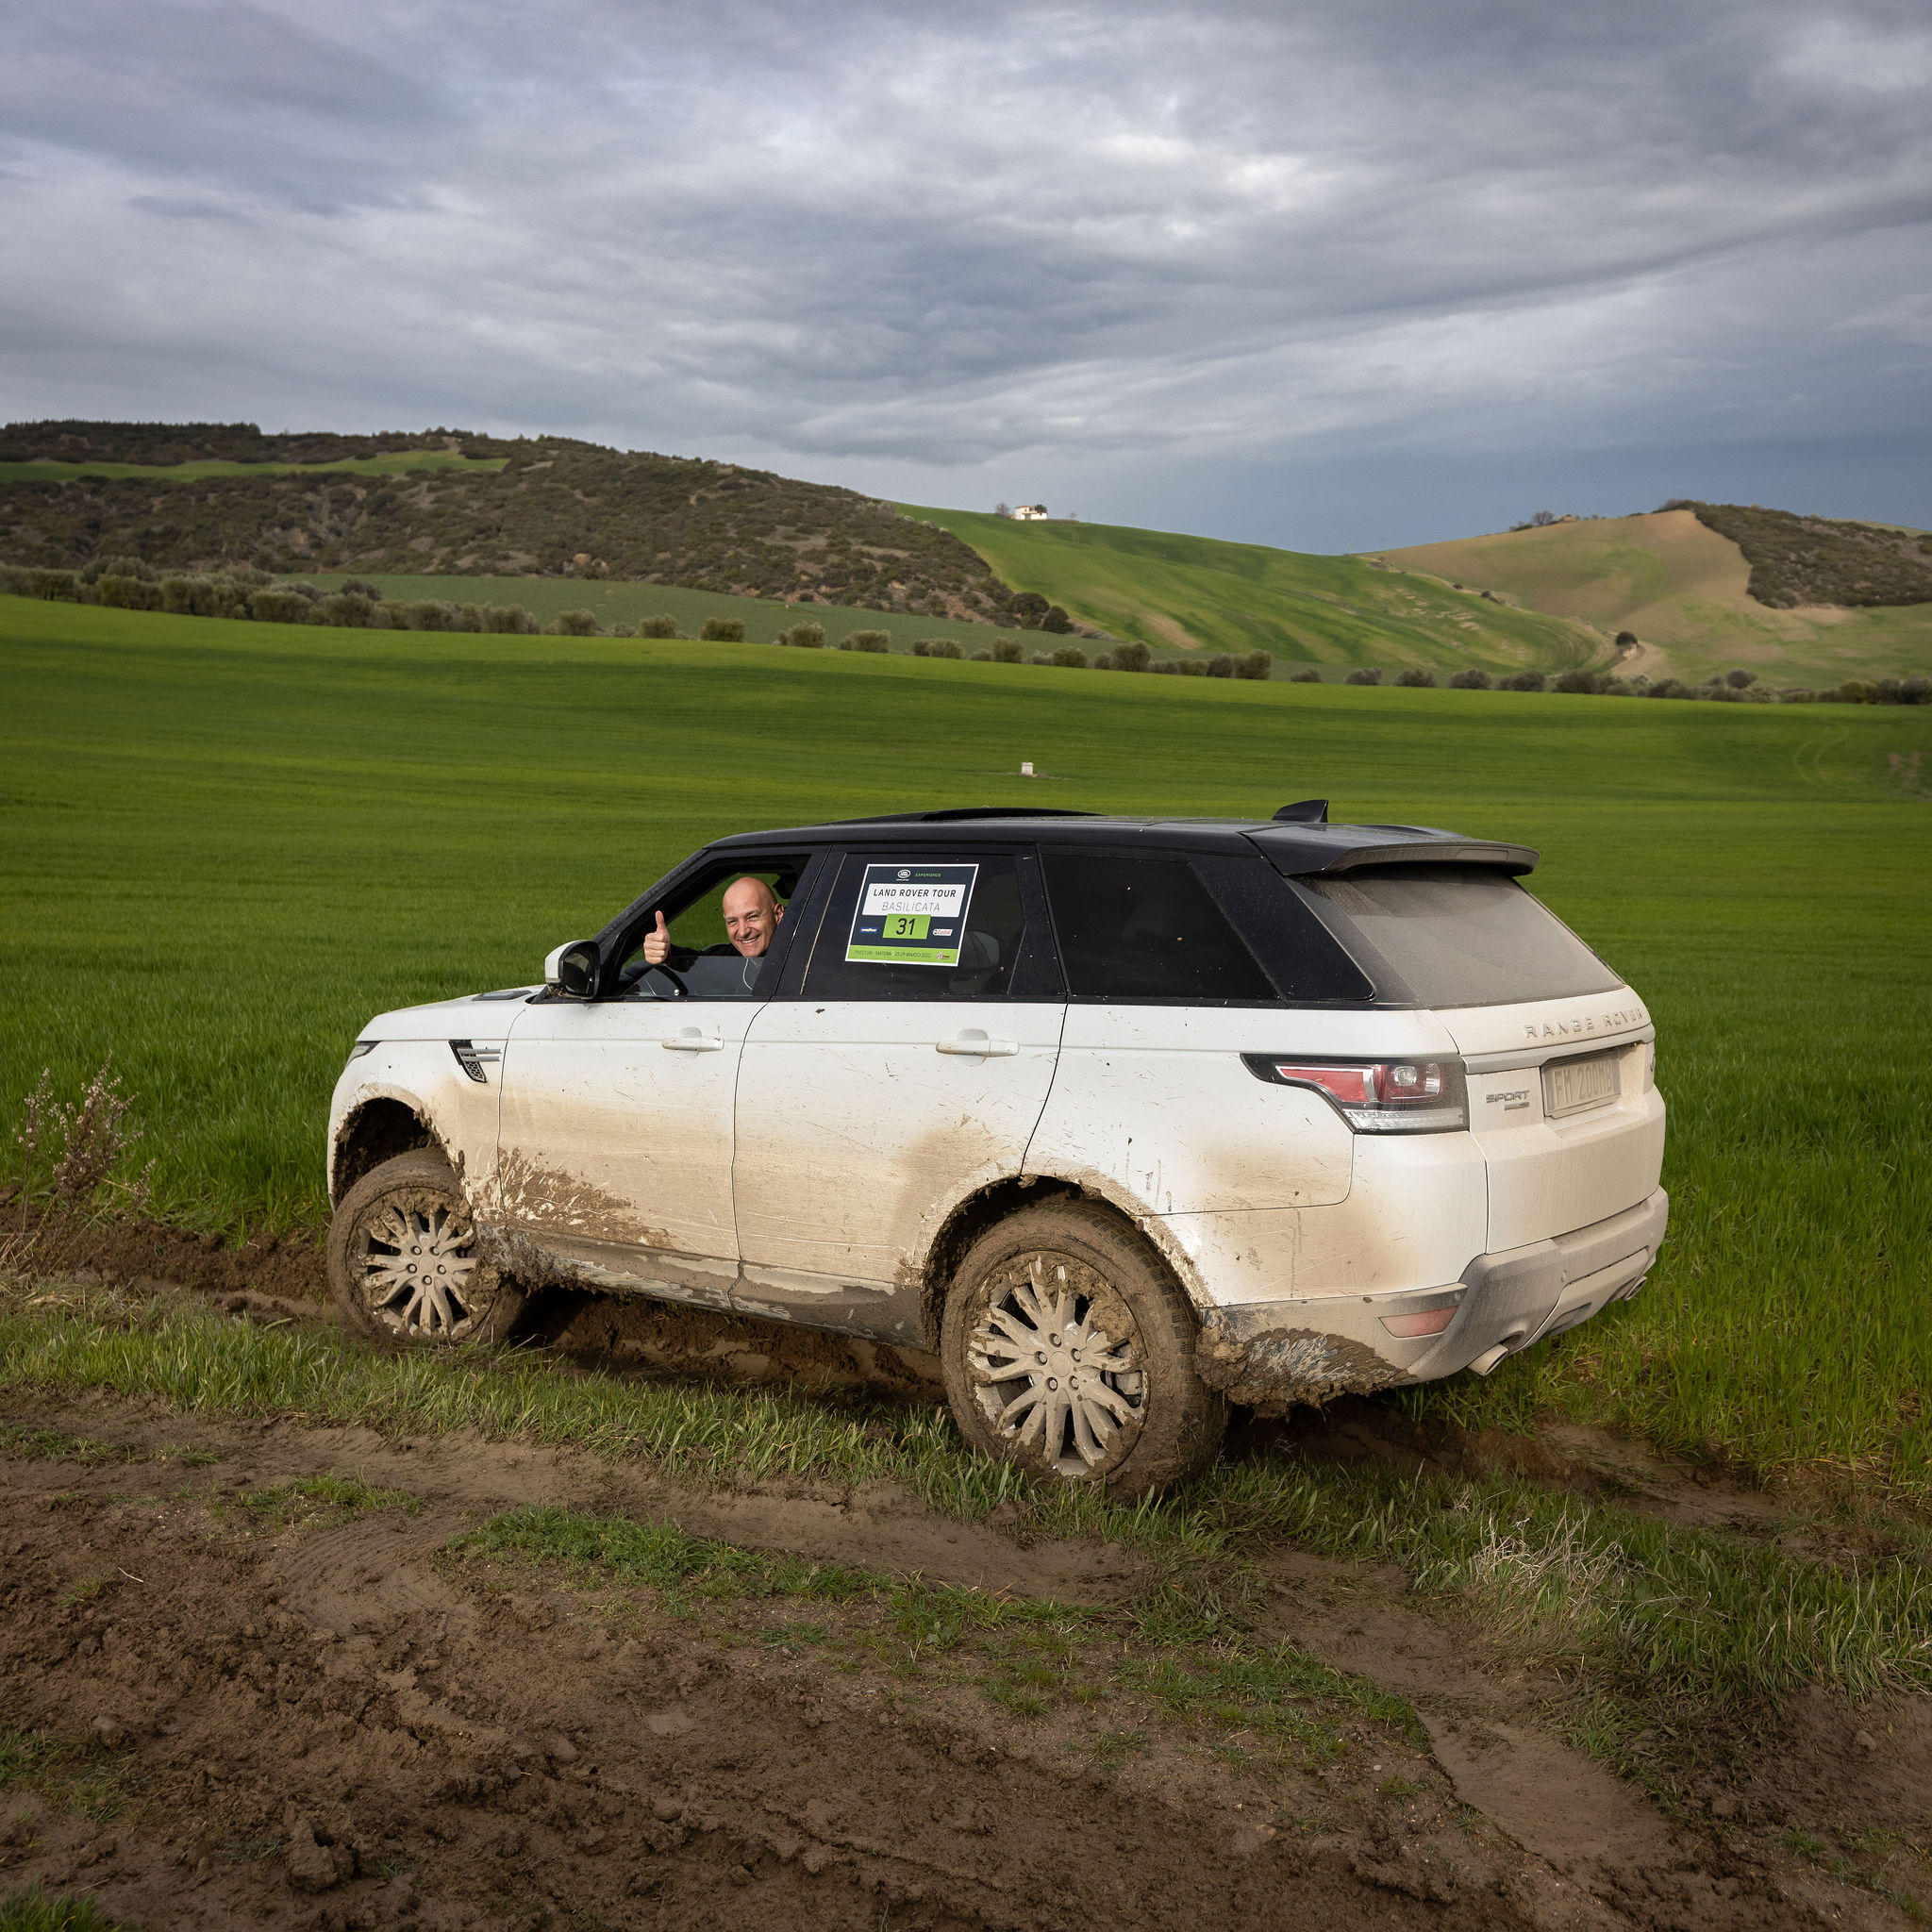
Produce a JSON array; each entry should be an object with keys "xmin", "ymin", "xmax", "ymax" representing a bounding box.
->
[{"xmin": 449, "ymin": 1040, "xmax": 500, "ymax": 1084}]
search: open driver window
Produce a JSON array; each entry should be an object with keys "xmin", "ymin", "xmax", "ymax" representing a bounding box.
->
[{"xmin": 616, "ymin": 858, "xmax": 808, "ymax": 1000}]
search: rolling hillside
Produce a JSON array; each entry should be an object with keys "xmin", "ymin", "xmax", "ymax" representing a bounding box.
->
[
  {"xmin": 0, "ymin": 421, "xmax": 1018, "ymax": 624},
  {"xmin": 10, "ymin": 420, "xmax": 1922, "ymax": 684},
  {"xmin": 1381, "ymin": 510, "xmax": 1932, "ymax": 688},
  {"xmin": 901, "ymin": 504, "xmax": 1605, "ymax": 675}
]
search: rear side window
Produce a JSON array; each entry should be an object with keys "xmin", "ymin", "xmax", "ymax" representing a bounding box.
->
[
  {"xmin": 1295, "ymin": 864, "xmax": 1623, "ymax": 1007},
  {"xmin": 1191, "ymin": 854, "xmax": 1374, "ymax": 1003},
  {"xmin": 1042, "ymin": 852, "xmax": 1275, "ymax": 1002},
  {"xmin": 801, "ymin": 854, "xmax": 1027, "ymax": 1000}
]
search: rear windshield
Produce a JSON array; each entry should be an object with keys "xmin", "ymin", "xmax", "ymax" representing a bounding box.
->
[{"xmin": 1294, "ymin": 864, "xmax": 1623, "ymax": 1008}]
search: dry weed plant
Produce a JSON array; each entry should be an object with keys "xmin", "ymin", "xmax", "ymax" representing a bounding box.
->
[
  {"xmin": 4, "ymin": 1060, "xmax": 152, "ymax": 1269},
  {"xmin": 49, "ymin": 1058, "xmax": 142, "ymax": 1204}
]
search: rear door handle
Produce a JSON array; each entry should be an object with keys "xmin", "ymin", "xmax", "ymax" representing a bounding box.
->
[
  {"xmin": 663, "ymin": 1028, "xmax": 724, "ymax": 1052},
  {"xmin": 937, "ymin": 1030, "xmax": 1018, "ymax": 1058}
]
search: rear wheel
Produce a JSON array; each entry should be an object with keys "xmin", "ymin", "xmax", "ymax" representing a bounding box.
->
[
  {"xmin": 940, "ymin": 1201, "xmax": 1225, "ymax": 1497},
  {"xmin": 327, "ymin": 1149, "xmax": 523, "ymax": 1346}
]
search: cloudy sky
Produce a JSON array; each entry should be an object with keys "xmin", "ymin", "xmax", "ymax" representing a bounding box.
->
[{"xmin": 3, "ymin": 0, "xmax": 1929, "ymax": 550}]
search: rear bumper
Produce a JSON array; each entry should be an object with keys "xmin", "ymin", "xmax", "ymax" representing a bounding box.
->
[{"xmin": 1193, "ymin": 1188, "xmax": 1668, "ymax": 1415}]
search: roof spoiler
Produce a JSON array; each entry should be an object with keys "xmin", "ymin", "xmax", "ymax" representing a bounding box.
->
[
  {"xmin": 1246, "ymin": 823, "xmax": 1539, "ymax": 876},
  {"xmin": 1308, "ymin": 840, "xmax": 1539, "ymax": 875}
]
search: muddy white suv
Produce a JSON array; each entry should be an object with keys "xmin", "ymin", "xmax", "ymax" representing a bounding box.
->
[{"xmin": 327, "ymin": 804, "xmax": 1666, "ymax": 1494}]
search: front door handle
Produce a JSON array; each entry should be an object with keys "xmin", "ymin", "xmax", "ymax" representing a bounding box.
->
[
  {"xmin": 663, "ymin": 1027, "xmax": 724, "ymax": 1052},
  {"xmin": 936, "ymin": 1029, "xmax": 1018, "ymax": 1058}
]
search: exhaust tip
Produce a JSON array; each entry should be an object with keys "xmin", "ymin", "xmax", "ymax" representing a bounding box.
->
[{"xmin": 1468, "ymin": 1343, "xmax": 1511, "ymax": 1376}]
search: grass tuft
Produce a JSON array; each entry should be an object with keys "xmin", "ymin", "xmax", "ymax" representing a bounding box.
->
[
  {"xmin": 0, "ymin": 1887, "xmax": 136, "ymax": 1932},
  {"xmin": 0, "ymin": 1729, "xmax": 136, "ymax": 1828},
  {"xmin": 245, "ymin": 1473, "xmax": 418, "ymax": 1518}
]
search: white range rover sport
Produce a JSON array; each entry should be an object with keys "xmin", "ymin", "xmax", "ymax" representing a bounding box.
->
[{"xmin": 328, "ymin": 804, "xmax": 1666, "ymax": 1495}]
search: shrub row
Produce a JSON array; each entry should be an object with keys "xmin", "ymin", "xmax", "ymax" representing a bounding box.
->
[
  {"xmin": 898, "ymin": 639, "xmax": 1269, "ymax": 676},
  {"xmin": 2, "ymin": 565, "xmax": 737, "ymax": 642},
  {"xmin": 772, "ymin": 625, "xmax": 1268, "ymax": 675},
  {"xmin": 1149, "ymin": 648, "xmax": 1271, "ymax": 679},
  {"xmin": 1295, "ymin": 661, "xmax": 1932, "ymax": 704},
  {"xmin": 0, "ymin": 562, "xmax": 545, "ymax": 635}
]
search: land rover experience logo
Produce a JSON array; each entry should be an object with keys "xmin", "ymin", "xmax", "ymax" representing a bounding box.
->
[{"xmin": 1522, "ymin": 1004, "xmax": 1647, "ymax": 1041}]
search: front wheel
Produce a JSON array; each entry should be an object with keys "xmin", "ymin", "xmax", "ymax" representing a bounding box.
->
[
  {"xmin": 327, "ymin": 1149, "xmax": 523, "ymax": 1346},
  {"xmin": 940, "ymin": 1201, "xmax": 1225, "ymax": 1498}
]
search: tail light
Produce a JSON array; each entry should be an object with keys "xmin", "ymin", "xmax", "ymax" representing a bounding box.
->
[{"xmin": 1242, "ymin": 1055, "xmax": 1469, "ymax": 1132}]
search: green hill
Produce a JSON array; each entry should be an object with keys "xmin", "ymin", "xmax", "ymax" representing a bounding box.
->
[
  {"xmin": 0, "ymin": 421, "xmax": 1017, "ymax": 625},
  {"xmin": 1381, "ymin": 510, "xmax": 1932, "ymax": 688},
  {"xmin": 900, "ymin": 505, "xmax": 1604, "ymax": 675}
]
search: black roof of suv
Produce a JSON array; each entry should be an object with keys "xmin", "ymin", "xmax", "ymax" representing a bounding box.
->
[{"xmin": 708, "ymin": 805, "xmax": 1539, "ymax": 878}]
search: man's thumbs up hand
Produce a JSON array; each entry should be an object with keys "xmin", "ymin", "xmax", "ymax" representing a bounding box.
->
[{"xmin": 643, "ymin": 908, "xmax": 670, "ymax": 965}]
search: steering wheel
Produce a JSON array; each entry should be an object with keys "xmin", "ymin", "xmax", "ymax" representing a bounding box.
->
[{"xmin": 637, "ymin": 962, "xmax": 690, "ymax": 999}]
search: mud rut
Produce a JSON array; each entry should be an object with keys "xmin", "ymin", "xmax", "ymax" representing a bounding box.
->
[{"xmin": 2, "ymin": 1267, "xmax": 1925, "ymax": 1932}]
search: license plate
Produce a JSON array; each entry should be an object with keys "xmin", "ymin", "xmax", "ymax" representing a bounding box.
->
[{"xmin": 1542, "ymin": 1050, "xmax": 1621, "ymax": 1118}]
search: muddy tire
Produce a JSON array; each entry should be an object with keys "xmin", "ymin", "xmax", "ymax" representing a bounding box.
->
[
  {"xmin": 940, "ymin": 1201, "xmax": 1225, "ymax": 1498},
  {"xmin": 327, "ymin": 1150, "xmax": 524, "ymax": 1347}
]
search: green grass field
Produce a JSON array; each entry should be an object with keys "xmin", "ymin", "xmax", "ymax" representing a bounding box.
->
[
  {"xmin": 903, "ymin": 504, "xmax": 1606, "ymax": 675},
  {"xmin": 3, "ymin": 594, "xmax": 1929, "ymax": 1499},
  {"xmin": 0, "ymin": 451, "xmax": 507, "ymax": 484}
]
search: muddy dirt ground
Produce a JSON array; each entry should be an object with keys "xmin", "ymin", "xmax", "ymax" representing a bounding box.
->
[{"xmin": 3, "ymin": 1257, "xmax": 1928, "ymax": 1931}]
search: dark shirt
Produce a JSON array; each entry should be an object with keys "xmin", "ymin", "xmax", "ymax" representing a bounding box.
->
[{"xmin": 659, "ymin": 942, "xmax": 763, "ymax": 997}]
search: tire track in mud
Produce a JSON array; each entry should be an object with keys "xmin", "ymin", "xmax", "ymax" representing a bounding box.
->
[
  {"xmin": 8, "ymin": 1260, "xmax": 1928, "ymax": 1928},
  {"xmin": 2, "ymin": 1403, "xmax": 1535, "ymax": 1932},
  {"xmin": 1, "ymin": 1393, "xmax": 1901, "ymax": 1932}
]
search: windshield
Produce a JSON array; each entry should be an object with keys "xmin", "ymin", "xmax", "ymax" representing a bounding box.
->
[{"xmin": 1294, "ymin": 864, "xmax": 1623, "ymax": 1007}]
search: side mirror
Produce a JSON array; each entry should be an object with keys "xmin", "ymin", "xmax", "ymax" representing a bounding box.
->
[{"xmin": 543, "ymin": 940, "xmax": 601, "ymax": 999}]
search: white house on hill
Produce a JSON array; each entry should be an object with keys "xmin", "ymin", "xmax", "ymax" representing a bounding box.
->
[{"xmin": 1011, "ymin": 503, "xmax": 1049, "ymax": 520}]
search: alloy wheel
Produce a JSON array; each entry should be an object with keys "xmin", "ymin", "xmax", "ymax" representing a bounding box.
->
[
  {"xmin": 352, "ymin": 1190, "xmax": 482, "ymax": 1342},
  {"xmin": 965, "ymin": 1252, "xmax": 1147, "ymax": 1479}
]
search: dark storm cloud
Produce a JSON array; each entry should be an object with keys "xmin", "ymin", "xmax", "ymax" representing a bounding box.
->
[{"xmin": 1, "ymin": 0, "xmax": 1927, "ymax": 541}]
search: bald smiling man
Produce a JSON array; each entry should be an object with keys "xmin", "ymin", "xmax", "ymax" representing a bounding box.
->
[{"xmin": 641, "ymin": 875, "xmax": 784, "ymax": 991}]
